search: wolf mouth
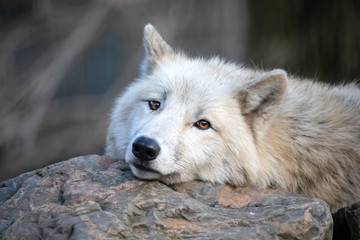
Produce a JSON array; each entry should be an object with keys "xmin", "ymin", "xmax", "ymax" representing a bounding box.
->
[{"xmin": 133, "ymin": 163, "xmax": 160, "ymax": 174}]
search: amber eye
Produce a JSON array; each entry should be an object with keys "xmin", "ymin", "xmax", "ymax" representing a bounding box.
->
[
  {"xmin": 148, "ymin": 100, "xmax": 160, "ymax": 111},
  {"xmin": 195, "ymin": 119, "xmax": 211, "ymax": 130}
]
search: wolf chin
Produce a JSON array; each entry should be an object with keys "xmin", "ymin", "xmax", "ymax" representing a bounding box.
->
[{"xmin": 106, "ymin": 24, "xmax": 360, "ymax": 212}]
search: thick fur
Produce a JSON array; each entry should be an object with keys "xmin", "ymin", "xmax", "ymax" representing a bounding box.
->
[{"xmin": 106, "ymin": 24, "xmax": 360, "ymax": 212}]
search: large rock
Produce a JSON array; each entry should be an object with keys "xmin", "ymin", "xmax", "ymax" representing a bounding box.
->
[{"xmin": 0, "ymin": 155, "xmax": 332, "ymax": 239}]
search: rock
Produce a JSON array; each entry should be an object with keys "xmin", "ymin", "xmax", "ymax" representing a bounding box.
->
[
  {"xmin": 0, "ymin": 155, "xmax": 333, "ymax": 239},
  {"xmin": 332, "ymin": 201, "xmax": 360, "ymax": 240}
]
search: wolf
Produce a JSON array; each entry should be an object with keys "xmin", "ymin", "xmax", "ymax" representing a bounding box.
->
[{"xmin": 106, "ymin": 24, "xmax": 360, "ymax": 212}]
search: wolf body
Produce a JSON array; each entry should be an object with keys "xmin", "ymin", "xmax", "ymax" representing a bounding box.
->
[{"xmin": 106, "ymin": 24, "xmax": 360, "ymax": 212}]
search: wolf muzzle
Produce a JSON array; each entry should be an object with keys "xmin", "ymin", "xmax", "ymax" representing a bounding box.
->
[{"xmin": 132, "ymin": 136, "xmax": 160, "ymax": 162}]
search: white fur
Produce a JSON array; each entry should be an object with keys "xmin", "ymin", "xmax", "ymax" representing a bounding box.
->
[{"xmin": 106, "ymin": 24, "xmax": 360, "ymax": 212}]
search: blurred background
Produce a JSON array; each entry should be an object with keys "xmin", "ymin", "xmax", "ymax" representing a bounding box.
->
[{"xmin": 1, "ymin": 0, "xmax": 359, "ymax": 181}]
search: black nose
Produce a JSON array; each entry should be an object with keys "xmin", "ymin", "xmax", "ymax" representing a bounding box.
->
[{"xmin": 132, "ymin": 136, "xmax": 160, "ymax": 162}]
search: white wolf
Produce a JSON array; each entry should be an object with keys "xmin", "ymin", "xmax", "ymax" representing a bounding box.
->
[{"xmin": 106, "ymin": 24, "xmax": 360, "ymax": 212}]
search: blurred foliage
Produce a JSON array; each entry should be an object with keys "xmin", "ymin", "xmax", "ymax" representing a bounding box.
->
[
  {"xmin": 0, "ymin": 0, "xmax": 359, "ymax": 181},
  {"xmin": 247, "ymin": 0, "xmax": 360, "ymax": 83}
]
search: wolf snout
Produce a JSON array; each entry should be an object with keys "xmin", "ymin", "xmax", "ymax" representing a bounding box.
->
[{"xmin": 132, "ymin": 136, "xmax": 160, "ymax": 162}]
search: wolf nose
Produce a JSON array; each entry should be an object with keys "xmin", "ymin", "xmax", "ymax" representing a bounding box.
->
[{"xmin": 132, "ymin": 136, "xmax": 160, "ymax": 162}]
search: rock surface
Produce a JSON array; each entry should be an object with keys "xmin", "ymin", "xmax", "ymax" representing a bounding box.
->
[
  {"xmin": 0, "ymin": 155, "xmax": 333, "ymax": 239},
  {"xmin": 332, "ymin": 200, "xmax": 360, "ymax": 240}
]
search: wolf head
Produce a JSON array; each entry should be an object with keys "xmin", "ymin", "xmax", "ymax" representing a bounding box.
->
[{"xmin": 106, "ymin": 24, "xmax": 287, "ymax": 186}]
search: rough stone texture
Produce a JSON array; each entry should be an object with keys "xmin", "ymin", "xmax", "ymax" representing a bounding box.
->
[{"xmin": 0, "ymin": 155, "xmax": 333, "ymax": 239}]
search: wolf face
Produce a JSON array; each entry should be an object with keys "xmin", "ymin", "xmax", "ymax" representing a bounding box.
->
[
  {"xmin": 106, "ymin": 24, "xmax": 287, "ymax": 187},
  {"xmin": 106, "ymin": 24, "xmax": 360, "ymax": 212}
]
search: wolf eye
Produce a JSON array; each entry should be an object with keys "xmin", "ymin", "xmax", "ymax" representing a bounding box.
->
[
  {"xmin": 148, "ymin": 100, "xmax": 160, "ymax": 111},
  {"xmin": 195, "ymin": 119, "xmax": 211, "ymax": 130}
]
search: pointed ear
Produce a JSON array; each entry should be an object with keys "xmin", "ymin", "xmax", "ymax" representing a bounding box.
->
[
  {"xmin": 239, "ymin": 69, "xmax": 287, "ymax": 121},
  {"xmin": 141, "ymin": 24, "xmax": 174, "ymax": 75}
]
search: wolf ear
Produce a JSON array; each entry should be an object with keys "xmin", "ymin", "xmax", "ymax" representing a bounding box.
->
[
  {"xmin": 141, "ymin": 24, "xmax": 174, "ymax": 76},
  {"xmin": 239, "ymin": 69, "xmax": 287, "ymax": 129}
]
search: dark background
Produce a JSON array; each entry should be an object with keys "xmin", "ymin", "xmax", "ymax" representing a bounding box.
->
[{"xmin": 1, "ymin": 0, "xmax": 359, "ymax": 181}]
